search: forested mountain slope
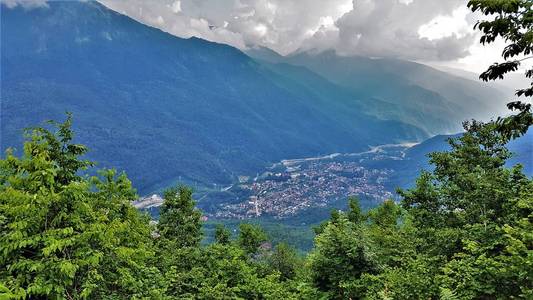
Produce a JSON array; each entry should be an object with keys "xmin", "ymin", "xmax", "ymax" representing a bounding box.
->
[
  {"xmin": 248, "ymin": 47, "xmax": 507, "ymax": 135},
  {"xmin": 1, "ymin": 1, "xmax": 424, "ymax": 194}
]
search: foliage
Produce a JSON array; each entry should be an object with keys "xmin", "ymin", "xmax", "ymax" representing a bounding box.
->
[
  {"xmin": 267, "ymin": 243, "xmax": 302, "ymax": 281},
  {"xmin": 346, "ymin": 196, "xmax": 364, "ymax": 224},
  {"xmin": 157, "ymin": 186, "xmax": 203, "ymax": 248},
  {"xmin": 237, "ymin": 223, "xmax": 268, "ymax": 255},
  {"xmin": 0, "ymin": 116, "xmax": 163, "ymax": 299},
  {"xmin": 468, "ymin": 0, "xmax": 533, "ymax": 139},
  {"xmin": 308, "ymin": 214, "xmax": 376, "ymax": 299},
  {"xmin": 214, "ymin": 224, "xmax": 232, "ymax": 245},
  {"xmin": 2, "ymin": 105, "xmax": 532, "ymax": 300},
  {"xmin": 398, "ymin": 120, "xmax": 532, "ymax": 299}
]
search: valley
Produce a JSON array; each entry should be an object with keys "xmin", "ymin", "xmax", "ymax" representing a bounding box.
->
[
  {"xmin": 209, "ymin": 144, "xmax": 407, "ymax": 219},
  {"xmin": 135, "ymin": 133, "xmax": 532, "ymax": 223},
  {"xmin": 2, "ymin": 0, "xmax": 532, "ymax": 298}
]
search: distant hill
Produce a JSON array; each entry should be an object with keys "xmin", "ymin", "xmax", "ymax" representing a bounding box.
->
[
  {"xmin": 1, "ymin": 1, "xmax": 423, "ymax": 194},
  {"xmin": 247, "ymin": 47, "xmax": 508, "ymax": 136},
  {"xmin": 385, "ymin": 130, "xmax": 533, "ymax": 190}
]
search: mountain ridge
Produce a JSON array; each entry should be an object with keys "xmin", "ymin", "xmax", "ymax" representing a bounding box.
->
[
  {"xmin": 247, "ymin": 47, "xmax": 507, "ymax": 135},
  {"xmin": 1, "ymin": 1, "xmax": 424, "ymax": 194}
]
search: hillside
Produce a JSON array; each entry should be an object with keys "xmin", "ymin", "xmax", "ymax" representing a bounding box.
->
[
  {"xmin": 383, "ymin": 129, "xmax": 533, "ymax": 190},
  {"xmin": 247, "ymin": 47, "xmax": 507, "ymax": 136},
  {"xmin": 1, "ymin": 1, "xmax": 517, "ymax": 198},
  {"xmin": 1, "ymin": 1, "xmax": 424, "ymax": 194}
]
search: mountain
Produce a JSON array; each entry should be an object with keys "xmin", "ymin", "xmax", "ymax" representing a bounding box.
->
[
  {"xmin": 1, "ymin": 1, "xmax": 424, "ymax": 194},
  {"xmin": 2, "ymin": 1, "xmax": 519, "ymax": 199},
  {"xmin": 385, "ymin": 130, "xmax": 533, "ymax": 190},
  {"xmin": 405, "ymin": 130, "xmax": 532, "ymax": 174},
  {"xmin": 247, "ymin": 47, "xmax": 508, "ymax": 136},
  {"xmin": 434, "ymin": 65, "xmax": 529, "ymax": 99}
]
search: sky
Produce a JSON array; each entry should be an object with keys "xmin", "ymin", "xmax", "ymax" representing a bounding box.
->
[
  {"xmin": 94, "ymin": 0, "xmax": 510, "ymax": 74},
  {"xmin": 2, "ymin": 0, "xmax": 528, "ymax": 76}
]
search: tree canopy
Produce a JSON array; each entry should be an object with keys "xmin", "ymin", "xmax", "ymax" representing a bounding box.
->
[
  {"xmin": 1, "ymin": 99, "xmax": 531, "ymax": 300},
  {"xmin": 468, "ymin": 0, "xmax": 533, "ymax": 139}
]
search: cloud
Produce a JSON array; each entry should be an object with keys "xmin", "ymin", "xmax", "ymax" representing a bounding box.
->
[
  {"xmin": 98, "ymin": 0, "xmax": 480, "ymax": 62},
  {"xmin": 3, "ymin": 0, "xmax": 482, "ymax": 64},
  {"xmin": 99, "ymin": 0, "xmax": 249, "ymax": 50},
  {"xmin": 322, "ymin": 0, "xmax": 475, "ymax": 60},
  {"xmin": 99, "ymin": 0, "xmax": 353, "ymax": 54},
  {"xmin": 1, "ymin": 0, "xmax": 48, "ymax": 9}
]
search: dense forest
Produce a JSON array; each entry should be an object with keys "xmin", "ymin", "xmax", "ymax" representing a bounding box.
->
[
  {"xmin": 1, "ymin": 0, "xmax": 532, "ymax": 299},
  {"xmin": 1, "ymin": 109, "xmax": 531, "ymax": 299}
]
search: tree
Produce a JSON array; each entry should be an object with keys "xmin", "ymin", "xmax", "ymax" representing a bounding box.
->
[
  {"xmin": 157, "ymin": 186, "xmax": 203, "ymax": 248},
  {"xmin": 367, "ymin": 199, "xmax": 400, "ymax": 228},
  {"xmin": 237, "ymin": 223, "xmax": 268, "ymax": 255},
  {"xmin": 468, "ymin": 0, "xmax": 532, "ymax": 139},
  {"xmin": 399, "ymin": 120, "xmax": 533, "ymax": 299},
  {"xmin": 268, "ymin": 243, "xmax": 301, "ymax": 281},
  {"xmin": 163, "ymin": 237, "xmax": 300, "ymax": 299},
  {"xmin": 308, "ymin": 214, "xmax": 376, "ymax": 299},
  {"xmin": 314, "ymin": 208, "xmax": 347, "ymax": 235},
  {"xmin": 0, "ymin": 116, "xmax": 163, "ymax": 299},
  {"xmin": 400, "ymin": 120, "xmax": 526, "ymax": 230},
  {"xmin": 346, "ymin": 196, "xmax": 365, "ymax": 224},
  {"xmin": 214, "ymin": 223, "xmax": 232, "ymax": 245}
]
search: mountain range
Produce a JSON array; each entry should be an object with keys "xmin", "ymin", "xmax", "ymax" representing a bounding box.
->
[
  {"xmin": 247, "ymin": 47, "xmax": 507, "ymax": 136},
  {"xmin": 383, "ymin": 131, "xmax": 533, "ymax": 191},
  {"xmin": 1, "ymin": 0, "xmax": 525, "ymax": 198}
]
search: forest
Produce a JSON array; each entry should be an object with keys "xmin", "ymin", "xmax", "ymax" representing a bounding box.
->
[{"xmin": 1, "ymin": 0, "xmax": 532, "ymax": 299}]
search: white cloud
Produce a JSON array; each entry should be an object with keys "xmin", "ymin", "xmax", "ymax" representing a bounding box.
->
[
  {"xmin": 99, "ymin": 0, "xmax": 353, "ymax": 54},
  {"xmin": 1, "ymin": 0, "xmax": 48, "ymax": 9},
  {"xmin": 98, "ymin": 0, "xmax": 484, "ymax": 64},
  {"xmin": 418, "ymin": 6, "xmax": 471, "ymax": 41},
  {"xmin": 170, "ymin": 0, "xmax": 181, "ymax": 13},
  {"xmin": 324, "ymin": 0, "xmax": 475, "ymax": 60},
  {"xmin": 2, "ymin": 0, "xmax": 510, "ymax": 72}
]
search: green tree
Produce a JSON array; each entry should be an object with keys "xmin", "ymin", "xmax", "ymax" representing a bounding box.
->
[
  {"xmin": 308, "ymin": 214, "xmax": 376, "ymax": 299},
  {"xmin": 164, "ymin": 242, "xmax": 299, "ymax": 299},
  {"xmin": 0, "ymin": 116, "xmax": 163, "ymax": 299},
  {"xmin": 399, "ymin": 120, "xmax": 532, "ymax": 298},
  {"xmin": 237, "ymin": 223, "xmax": 268, "ymax": 255},
  {"xmin": 313, "ymin": 208, "xmax": 346, "ymax": 235},
  {"xmin": 468, "ymin": 0, "xmax": 532, "ymax": 139},
  {"xmin": 367, "ymin": 199, "xmax": 400, "ymax": 228},
  {"xmin": 346, "ymin": 196, "xmax": 365, "ymax": 224},
  {"xmin": 214, "ymin": 224, "xmax": 232, "ymax": 245},
  {"xmin": 267, "ymin": 243, "xmax": 301, "ymax": 281},
  {"xmin": 157, "ymin": 186, "xmax": 203, "ymax": 248},
  {"xmin": 400, "ymin": 120, "xmax": 524, "ymax": 231}
]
